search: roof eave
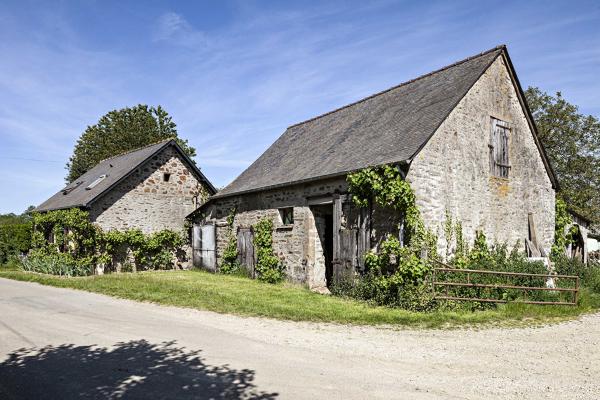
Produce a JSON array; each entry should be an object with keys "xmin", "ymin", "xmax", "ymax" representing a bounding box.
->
[
  {"xmin": 202, "ymin": 159, "xmax": 410, "ymax": 206},
  {"xmin": 499, "ymin": 49, "xmax": 560, "ymax": 190}
]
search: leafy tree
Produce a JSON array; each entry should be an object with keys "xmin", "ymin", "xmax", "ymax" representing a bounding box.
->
[
  {"xmin": 525, "ymin": 87, "xmax": 600, "ymax": 225},
  {"xmin": 66, "ymin": 105, "xmax": 196, "ymax": 183},
  {"xmin": 0, "ymin": 206, "xmax": 35, "ymax": 226}
]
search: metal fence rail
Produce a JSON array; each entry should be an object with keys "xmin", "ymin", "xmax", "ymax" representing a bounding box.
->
[{"xmin": 432, "ymin": 265, "xmax": 580, "ymax": 306}]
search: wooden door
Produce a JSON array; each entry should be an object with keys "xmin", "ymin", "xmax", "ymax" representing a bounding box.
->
[
  {"xmin": 237, "ymin": 227, "xmax": 255, "ymax": 277},
  {"xmin": 332, "ymin": 195, "xmax": 357, "ymax": 284},
  {"xmin": 334, "ymin": 229, "xmax": 357, "ymax": 283}
]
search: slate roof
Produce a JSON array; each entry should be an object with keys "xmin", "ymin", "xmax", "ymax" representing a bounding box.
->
[
  {"xmin": 214, "ymin": 45, "xmax": 556, "ymax": 200},
  {"xmin": 36, "ymin": 139, "xmax": 216, "ymax": 212}
]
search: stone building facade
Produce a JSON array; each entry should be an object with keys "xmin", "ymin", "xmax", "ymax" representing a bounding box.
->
[
  {"xmin": 190, "ymin": 46, "xmax": 557, "ymax": 289},
  {"xmin": 89, "ymin": 146, "xmax": 211, "ymax": 234},
  {"xmin": 37, "ymin": 139, "xmax": 216, "ymax": 236},
  {"xmin": 408, "ymin": 56, "xmax": 555, "ymax": 255}
]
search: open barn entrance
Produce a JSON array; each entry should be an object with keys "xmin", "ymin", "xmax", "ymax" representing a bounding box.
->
[{"xmin": 310, "ymin": 204, "xmax": 334, "ymax": 288}]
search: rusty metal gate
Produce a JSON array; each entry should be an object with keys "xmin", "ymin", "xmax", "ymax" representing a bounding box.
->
[
  {"xmin": 193, "ymin": 223, "xmax": 216, "ymax": 271},
  {"xmin": 432, "ymin": 261, "xmax": 580, "ymax": 306}
]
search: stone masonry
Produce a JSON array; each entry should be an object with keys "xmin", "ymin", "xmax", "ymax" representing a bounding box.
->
[
  {"xmin": 408, "ymin": 56, "xmax": 555, "ymax": 255},
  {"xmin": 200, "ymin": 177, "xmax": 348, "ymax": 288},
  {"xmin": 90, "ymin": 146, "xmax": 211, "ymax": 234},
  {"xmin": 197, "ymin": 54, "xmax": 556, "ymax": 286}
]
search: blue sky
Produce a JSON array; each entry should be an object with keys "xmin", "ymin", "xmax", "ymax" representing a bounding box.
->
[{"xmin": 1, "ymin": 0, "xmax": 599, "ymax": 214}]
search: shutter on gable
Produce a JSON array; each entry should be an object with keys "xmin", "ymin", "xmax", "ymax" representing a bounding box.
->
[{"xmin": 490, "ymin": 118, "xmax": 510, "ymax": 178}]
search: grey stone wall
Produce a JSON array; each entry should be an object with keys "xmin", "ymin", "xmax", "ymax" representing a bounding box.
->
[
  {"xmin": 199, "ymin": 177, "xmax": 348, "ymax": 288},
  {"xmin": 197, "ymin": 55, "xmax": 556, "ymax": 284},
  {"xmin": 89, "ymin": 146, "xmax": 211, "ymax": 234},
  {"xmin": 407, "ymin": 56, "xmax": 556, "ymax": 256}
]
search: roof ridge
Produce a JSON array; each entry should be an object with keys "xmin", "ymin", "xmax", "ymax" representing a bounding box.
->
[
  {"xmin": 98, "ymin": 138, "xmax": 174, "ymax": 163},
  {"xmin": 287, "ymin": 45, "xmax": 506, "ymax": 129}
]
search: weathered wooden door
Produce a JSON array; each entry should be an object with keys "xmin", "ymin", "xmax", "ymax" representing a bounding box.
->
[
  {"xmin": 237, "ymin": 227, "xmax": 255, "ymax": 277},
  {"xmin": 334, "ymin": 229, "xmax": 357, "ymax": 283},
  {"xmin": 193, "ymin": 223, "xmax": 216, "ymax": 271},
  {"xmin": 332, "ymin": 195, "xmax": 358, "ymax": 284}
]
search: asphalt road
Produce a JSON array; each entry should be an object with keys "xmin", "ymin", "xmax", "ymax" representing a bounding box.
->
[{"xmin": 0, "ymin": 278, "xmax": 599, "ymax": 399}]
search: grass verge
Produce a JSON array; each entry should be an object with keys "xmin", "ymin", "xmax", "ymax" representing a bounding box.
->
[{"xmin": 1, "ymin": 269, "xmax": 598, "ymax": 329}]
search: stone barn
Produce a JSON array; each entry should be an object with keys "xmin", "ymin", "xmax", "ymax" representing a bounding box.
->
[
  {"xmin": 37, "ymin": 139, "xmax": 216, "ymax": 234},
  {"xmin": 189, "ymin": 45, "xmax": 558, "ymax": 290}
]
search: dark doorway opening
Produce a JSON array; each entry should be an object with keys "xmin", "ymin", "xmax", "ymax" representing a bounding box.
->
[
  {"xmin": 324, "ymin": 213, "xmax": 333, "ymax": 287},
  {"xmin": 311, "ymin": 204, "xmax": 334, "ymax": 288}
]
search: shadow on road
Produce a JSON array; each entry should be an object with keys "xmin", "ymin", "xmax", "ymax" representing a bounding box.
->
[{"xmin": 0, "ymin": 339, "xmax": 278, "ymax": 399}]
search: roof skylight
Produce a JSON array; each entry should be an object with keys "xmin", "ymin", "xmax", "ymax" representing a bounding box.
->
[{"xmin": 86, "ymin": 174, "xmax": 107, "ymax": 190}]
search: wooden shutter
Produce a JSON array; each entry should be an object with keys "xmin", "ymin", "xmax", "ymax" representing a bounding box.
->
[{"xmin": 490, "ymin": 118, "xmax": 510, "ymax": 178}]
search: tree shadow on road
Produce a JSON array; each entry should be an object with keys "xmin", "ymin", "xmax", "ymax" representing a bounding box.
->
[{"xmin": 0, "ymin": 339, "xmax": 278, "ymax": 399}]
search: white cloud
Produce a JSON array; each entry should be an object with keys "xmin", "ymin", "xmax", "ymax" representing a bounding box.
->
[{"xmin": 154, "ymin": 12, "xmax": 207, "ymax": 48}]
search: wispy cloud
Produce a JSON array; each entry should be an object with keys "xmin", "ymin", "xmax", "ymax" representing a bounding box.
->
[
  {"xmin": 0, "ymin": 0, "xmax": 598, "ymax": 213},
  {"xmin": 154, "ymin": 12, "xmax": 207, "ymax": 48}
]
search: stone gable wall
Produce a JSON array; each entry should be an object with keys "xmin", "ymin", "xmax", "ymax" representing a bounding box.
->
[
  {"xmin": 89, "ymin": 146, "xmax": 211, "ymax": 234},
  {"xmin": 407, "ymin": 56, "xmax": 555, "ymax": 255}
]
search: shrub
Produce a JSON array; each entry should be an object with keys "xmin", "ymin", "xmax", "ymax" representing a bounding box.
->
[
  {"xmin": 554, "ymin": 255, "xmax": 600, "ymax": 293},
  {"xmin": 0, "ymin": 223, "xmax": 32, "ymax": 263},
  {"xmin": 21, "ymin": 250, "xmax": 91, "ymax": 277}
]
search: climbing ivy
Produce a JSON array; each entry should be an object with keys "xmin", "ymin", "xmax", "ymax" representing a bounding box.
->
[
  {"xmin": 346, "ymin": 165, "xmax": 438, "ymax": 290},
  {"xmin": 253, "ymin": 217, "xmax": 284, "ymax": 283},
  {"xmin": 347, "ymin": 165, "xmax": 420, "ymax": 236},
  {"xmin": 551, "ymin": 198, "xmax": 574, "ymax": 258},
  {"xmin": 27, "ymin": 209, "xmax": 185, "ymax": 274},
  {"xmin": 219, "ymin": 208, "xmax": 239, "ymax": 274}
]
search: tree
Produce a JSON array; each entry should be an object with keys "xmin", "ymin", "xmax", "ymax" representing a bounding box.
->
[
  {"xmin": 66, "ymin": 105, "xmax": 196, "ymax": 183},
  {"xmin": 525, "ymin": 87, "xmax": 600, "ymax": 226}
]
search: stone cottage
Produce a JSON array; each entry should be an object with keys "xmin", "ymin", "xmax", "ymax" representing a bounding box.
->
[
  {"xmin": 37, "ymin": 139, "xmax": 216, "ymax": 234},
  {"xmin": 189, "ymin": 45, "xmax": 558, "ymax": 290}
]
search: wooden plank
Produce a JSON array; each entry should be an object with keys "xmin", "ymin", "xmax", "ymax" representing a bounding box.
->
[
  {"xmin": 357, "ymin": 207, "xmax": 370, "ymax": 271},
  {"xmin": 332, "ymin": 195, "xmax": 342, "ymax": 261},
  {"xmin": 237, "ymin": 227, "xmax": 255, "ymax": 277},
  {"xmin": 527, "ymin": 213, "xmax": 540, "ymax": 249}
]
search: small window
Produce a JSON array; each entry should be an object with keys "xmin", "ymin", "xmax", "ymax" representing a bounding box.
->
[
  {"xmin": 163, "ymin": 173, "xmax": 171, "ymax": 182},
  {"xmin": 489, "ymin": 117, "xmax": 510, "ymax": 178},
  {"xmin": 86, "ymin": 175, "xmax": 107, "ymax": 190},
  {"xmin": 279, "ymin": 208, "xmax": 294, "ymax": 225}
]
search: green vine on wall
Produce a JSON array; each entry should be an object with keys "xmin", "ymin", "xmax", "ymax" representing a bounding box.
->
[
  {"xmin": 253, "ymin": 217, "xmax": 284, "ymax": 283},
  {"xmin": 346, "ymin": 165, "xmax": 438, "ymax": 285},
  {"xmin": 551, "ymin": 198, "xmax": 575, "ymax": 258},
  {"xmin": 27, "ymin": 209, "xmax": 185, "ymax": 275},
  {"xmin": 219, "ymin": 208, "xmax": 239, "ymax": 274}
]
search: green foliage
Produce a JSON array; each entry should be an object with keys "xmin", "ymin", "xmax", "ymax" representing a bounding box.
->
[
  {"xmin": 554, "ymin": 256, "xmax": 600, "ymax": 293},
  {"xmin": 344, "ymin": 165, "xmax": 439, "ymax": 309},
  {"xmin": 253, "ymin": 218, "xmax": 284, "ymax": 283},
  {"xmin": 31, "ymin": 209, "xmax": 102, "ymax": 263},
  {"xmin": 22, "ymin": 250, "xmax": 90, "ymax": 277},
  {"xmin": 347, "ymin": 165, "xmax": 420, "ymax": 235},
  {"xmin": 442, "ymin": 241, "xmax": 571, "ymax": 305},
  {"xmin": 0, "ymin": 206, "xmax": 35, "ymax": 226},
  {"xmin": 0, "ymin": 223, "xmax": 32, "ymax": 263},
  {"xmin": 219, "ymin": 208, "xmax": 240, "ymax": 274},
  {"xmin": 28, "ymin": 209, "xmax": 185, "ymax": 275},
  {"xmin": 66, "ymin": 104, "xmax": 196, "ymax": 183},
  {"xmin": 525, "ymin": 87, "xmax": 600, "ymax": 226},
  {"xmin": 344, "ymin": 235, "xmax": 436, "ymax": 310},
  {"xmin": 551, "ymin": 198, "xmax": 574, "ymax": 258}
]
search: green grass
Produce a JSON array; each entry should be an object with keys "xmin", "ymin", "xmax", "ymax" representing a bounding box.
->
[{"xmin": 1, "ymin": 269, "xmax": 599, "ymax": 329}]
